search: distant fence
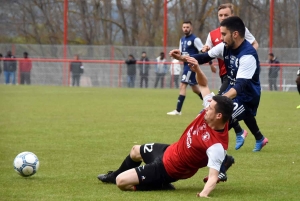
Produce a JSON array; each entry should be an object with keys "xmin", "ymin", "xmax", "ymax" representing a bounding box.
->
[{"xmin": 0, "ymin": 57, "xmax": 299, "ymax": 91}]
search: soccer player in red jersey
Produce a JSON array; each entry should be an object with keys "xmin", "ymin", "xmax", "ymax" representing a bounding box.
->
[{"xmin": 98, "ymin": 59, "xmax": 234, "ymax": 198}]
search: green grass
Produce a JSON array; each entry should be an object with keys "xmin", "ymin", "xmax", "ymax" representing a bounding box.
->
[{"xmin": 0, "ymin": 85, "xmax": 300, "ymax": 201}]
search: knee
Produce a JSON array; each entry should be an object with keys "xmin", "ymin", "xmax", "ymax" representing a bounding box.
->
[
  {"xmin": 116, "ymin": 175, "xmax": 127, "ymax": 190},
  {"xmin": 130, "ymin": 145, "xmax": 142, "ymax": 161}
]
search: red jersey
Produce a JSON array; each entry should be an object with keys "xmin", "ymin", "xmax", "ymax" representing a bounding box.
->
[
  {"xmin": 209, "ymin": 27, "xmax": 227, "ymax": 77},
  {"xmin": 162, "ymin": 110, "xmax": 228, "ymax": 179},
  {"xmin": 19, "ymin": 59, "xmax": 32, "ymax": 72}
]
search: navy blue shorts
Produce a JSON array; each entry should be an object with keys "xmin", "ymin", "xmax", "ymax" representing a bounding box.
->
[
  {"xmin": 231, "ymin": 97, "xmax": 258, "ymax": 122},
  {"xmin": 181, "ymin": 69, "xmax": 198, "ymax": 86}
]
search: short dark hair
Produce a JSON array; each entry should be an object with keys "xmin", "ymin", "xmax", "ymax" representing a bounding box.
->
[
  {"xmin": 24, "ymin": 52, "xmax": 28, "ymax": 56},
  {"xmin": 268, "ymin": 53, "xmax": 274, "ymax": 57},
  {"xmin": 183, "ymin": 20, "xmax": 192, "ymax": 25},
  {"xmin": 212, "ymin": 95, "xmax": 234, "ymax": 123},
  {"xmin": 142, "ymin": 51, "xmax": 146, "ymax": 54},
  {"xmin": 220, "ymin": 16, "xmax": 245, "ymax": 38},
  {"xmin": 0, "ymin": 53, "xmax": 2, "ymax": 57}
]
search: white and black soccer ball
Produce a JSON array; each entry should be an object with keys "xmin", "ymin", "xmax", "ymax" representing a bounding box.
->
[{"xmin": 13, "ymin": 152, "xmax": 39, "ymax": 177}]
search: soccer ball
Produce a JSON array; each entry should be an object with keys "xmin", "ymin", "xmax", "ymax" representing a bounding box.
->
[{"xmin": 13, "ymin": 152, "xmax": 39, "ymax": 177}]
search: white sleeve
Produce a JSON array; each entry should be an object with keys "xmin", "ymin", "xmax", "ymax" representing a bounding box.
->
[
  {"xmin": 206, "ymin": 143, "xmax": 226, "ymax": 171},
  {"xmin": 179, "ymin": 40, "xmax": 182, "ymax": 51},
  {"xmin": 202, "ymin": 92, "xmax": 215, "ymax": 108},
  {"xmin": 236, "ymin": 55, "xmax": 257, "ymax": 79},
  {"xmin": 245, "ymin": 27, "xmax": 255, "ymax": 44},
  {"xmin": 208, "ymin": 42, "xmax": 224, "ymax": 59},
  {"xmin": 194, "ymin": 38, "xmax": 203, "ymax": 52},
  {"xmin": 205, "ymin": 33, "xmax": 213, "ymax": 49}
]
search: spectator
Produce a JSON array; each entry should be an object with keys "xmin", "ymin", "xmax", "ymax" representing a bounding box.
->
[
  {"xmin": 0, "ymin": 53, "xmax": 2, "ymax": 79},
  {"xmin": 268, "ymin": 53, "xmax": 280, "ymax": 91},
  {"xmin": 19, "ymin": 52, "xmax": 32, "ymax": 85},
  {"xmin": 169, "ymin": 57, "xmax": 181, "ymax": 89},
  {"xmin": 296, "ymin": 68, "xmax": 300, "ymax": 109},
  {"xmin": 125, "ymin": 54, "xmax": 136, "ymax": 88},
  {"xmin": 70, "ymin": 55, "xmax": 84, "ymax": 87},
  {"xmin": 3, "ymin": 51, "xmax": 17, "ymax": 85},
  {"xmin": 139, "ymin": 52, "xmax": 150, "ymax": 88},
  {"xmin": 154, "ymin": 52, "xmax": 167, "ymax": 88}
]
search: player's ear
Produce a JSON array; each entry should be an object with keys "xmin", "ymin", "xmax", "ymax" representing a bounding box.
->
[{"xmin": 216, "ymin": 113, "xmax": 222, "ymax": 120}]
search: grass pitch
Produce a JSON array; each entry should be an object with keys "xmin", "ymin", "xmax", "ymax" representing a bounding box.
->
[{"xmin": 0, "ymin": 85, "xmax": 300, "ymax": 201}]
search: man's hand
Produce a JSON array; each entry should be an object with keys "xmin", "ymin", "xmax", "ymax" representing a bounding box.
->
[
  {"xmin": 169, "ymin": 49, "xmax": 182, "ymax": 60},
  {"xmin": 186, "ymin": 57, "xmax": 200, "ymax": 72},
  {"xmin": 196, "ymin": 192, "xmax": 210, "ymax": 198},
  {"xmin": 201, "ymin": 45, "xmax": 210, "ymax": 53}
]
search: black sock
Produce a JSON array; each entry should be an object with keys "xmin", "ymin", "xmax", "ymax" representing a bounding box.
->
[
  {"xmin": 176, "ymin": 95, "xmax": 185, "ymax": 112},
  {"xmin": 243, "ymin": 116, "xmax": 263, "ymax": 140},
  {"xmin": 114, "ymin": 155, "xmax": 142, "ymax": 176},
  {"xmin": 198, "ymin": 92, "xmax": 203, "ymax": 100},
  {"xmin": 297, "ymin": 84, "xmax": 300, "ymax": 94},
  {"xmin": 231, "ymin": 121, "xmax": 243, "ymax": 134}
]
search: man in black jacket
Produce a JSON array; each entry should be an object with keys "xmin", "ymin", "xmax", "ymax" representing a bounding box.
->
[
  {"xmin": 3, "ymin": 51, "xmax": 17, "ymax": 85},
  {"xmin": 268, "ymin": 53, "xmax": 280, "ymax": 91},
  {"xmin": 139, "ymin": 52, "xmax": 150, "ymax": 88},
  {"xmin": 125, "ymin": 54, "xmax": 136, "ymax": 88},
  {"xmin": 70, "ymin": 55, "xmax": 84, "ymax": 87}
]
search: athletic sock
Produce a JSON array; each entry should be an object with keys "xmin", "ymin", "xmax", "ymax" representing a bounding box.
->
[
  {"xmin": 176, "ymin": 95, "xmax": 185, "ymax": 112},
  {"xmin": 243, "ymin": 116, "xmax": 263, "ymax": 140},
  {"xmin": 114, "ymin": 155, "xmax": 142, "ymax": 176},
  {"xmin": 220, "ymin": 155, "xmax": 227, "ymax": 173},
  {"xmin": 198, "ymin": 92, "xmax": 203, "ymax": 100},
  {"xmin": 232, "ymin": 121, "xmax": 243, "ymax": 135}
]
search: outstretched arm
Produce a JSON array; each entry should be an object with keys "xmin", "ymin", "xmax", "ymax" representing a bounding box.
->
[
  {"xmin": 197, "ymin": 167, "xmax": 219, "ymax": 198},
  {"xmin": 185, "ymin": 57, "xmax": 210, "ymax": 98}
]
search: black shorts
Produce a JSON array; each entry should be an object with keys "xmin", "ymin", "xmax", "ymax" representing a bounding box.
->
[{"xmin": 134, "ymin": 143, "xmax": 177, "ymax": 185}]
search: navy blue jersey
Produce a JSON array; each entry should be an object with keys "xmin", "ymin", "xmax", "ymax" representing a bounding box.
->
[
  {"xmin": 179, "ymin": 34, "xmax": 203, "ymax": 72},
  {"xmin": 191, "ymin": 40, "xmax": 261, "ymax": 117}
]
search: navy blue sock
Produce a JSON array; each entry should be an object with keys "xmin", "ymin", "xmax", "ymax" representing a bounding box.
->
[{"xmin": 176, "ymin": 95, "xmax": 185, "ymax": 112}]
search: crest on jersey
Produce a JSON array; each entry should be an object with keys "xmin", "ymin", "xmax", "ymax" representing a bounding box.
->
[
  {"xmin": 202, "ymin": 132, "xmax": 210, "ymax": 142},
  {"xmin": 187, "ymin": 41, "xmax": 192, "ymax": 46}
]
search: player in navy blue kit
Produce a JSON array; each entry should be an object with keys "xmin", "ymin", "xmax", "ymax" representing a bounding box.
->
[
  {"xmin": 171, "ymin": 16, "xmax": 268, "ymax": 153},
  {"xmin": 167, "ymin": 21, "xmax": 204, "ymax": 116}
]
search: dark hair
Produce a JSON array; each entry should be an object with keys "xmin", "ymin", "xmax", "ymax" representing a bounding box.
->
[
  {"xmin": 268, "ymin": 53, "xmax": 274, "ymax": 57},
  {"xmin": 0, "ymin": 53, "xmax": 2, "ymax": 57},
  {"xmin": 212, "ymin": 95, "xmax": 234, "ymax": 123},
  {"xmin": 183, "ymin": 20, "xmax": 192, "ymax": 25},
  {"xmin": 220, "ymin": 16, "xmax": 245, "ymax": 38},
  {"xmin": 142, "ymin": 51, "xmax": 146, "ymax": 54},
  {"xmin": 24, "ymin": 52, "xmax": 28, "ymax": 56}
]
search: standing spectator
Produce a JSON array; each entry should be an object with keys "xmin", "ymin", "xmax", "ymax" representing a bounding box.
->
[
  {"xmin": 0, "ymin": 54, "xmax": 3, "ymax": 81},
  {"xmin": 139, "ymin": 52, "xmax": 150, "ymax": 88},
  {"xmin": 268, "ymin": 53, "xmax": 280, "ymax": 91},
  {"xmin": 169, "ymin": 57, "xmax": 181, "ymax": 89},
  {"xmin": 125, "ymin": 54, "xmax": 136, "ymax": 88},
  {"xmin": 19, "ymin": 52, "xmax": 32, "ymax": 85},
  {"xmin": 154, "ymin": 52, "xmax": 167, "ymax": 88},
  {"xmin": 3, "ymin": 51, "xmax": 17, "ymax": 85},
  {"xmin": 70, "ymin": 55, "xmax": 84, "ymax": 87},
  {"xmin": 296, "ymin": 68, "xmax": 300, "ymax": 109}
]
